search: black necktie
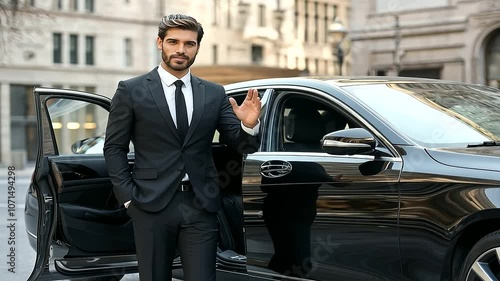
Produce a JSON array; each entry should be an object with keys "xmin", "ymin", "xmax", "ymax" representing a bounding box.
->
[{"xmin": 174, "ymin": 80, "xmax": 189, "ymax": 142}]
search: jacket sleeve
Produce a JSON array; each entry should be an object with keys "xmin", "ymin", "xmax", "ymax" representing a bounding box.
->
[{"xmin": 103, "ymin": 81, "xmax": 135, "ymax": 205}]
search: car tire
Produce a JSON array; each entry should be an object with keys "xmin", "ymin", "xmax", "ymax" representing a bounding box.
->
[{"xmin": 458, "ymin": 231, "xmax": 500, "ymax": 281}]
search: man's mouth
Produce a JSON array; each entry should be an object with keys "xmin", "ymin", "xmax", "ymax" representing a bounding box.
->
[{"xmin": 172, "ymin": 56, "xmax": 188, "ymax": 62}]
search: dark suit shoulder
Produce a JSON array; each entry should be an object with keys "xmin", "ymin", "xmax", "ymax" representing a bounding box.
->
[{"xmin": 120, "ymin": 67, "xmax": 159, "ymax": 87}]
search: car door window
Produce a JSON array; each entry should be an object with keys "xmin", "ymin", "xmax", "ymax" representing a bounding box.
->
[
  {"xmin": 46, "ymin": 97, "xmax": 135, "ymax": 155},
  {"xmin": 277, "ymin": 95, "xmax": 351, "ymax": 153},
  {"xmin": 47, "ymin": 98, "xmax": 109, "ymax": 155}
]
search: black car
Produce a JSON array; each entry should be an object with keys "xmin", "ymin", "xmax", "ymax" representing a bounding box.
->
[{"xmin": 25, "ymin": 77, "xmax": 500, "ymax": 281}]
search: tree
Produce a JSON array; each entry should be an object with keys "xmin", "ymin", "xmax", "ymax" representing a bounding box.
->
[{"xmin": 0, "ymin": 0, "xmax": 51, "ymax": 64}]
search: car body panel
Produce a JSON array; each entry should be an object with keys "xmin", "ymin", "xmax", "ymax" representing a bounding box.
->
[{"xmin": 427, "ymin": 147, "xmax": 500, "ymax": 172}]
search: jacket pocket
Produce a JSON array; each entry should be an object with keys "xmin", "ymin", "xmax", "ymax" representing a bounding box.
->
[{"xmin": 133, "ymin": 168, "xmax": 158, "ymax": 179}]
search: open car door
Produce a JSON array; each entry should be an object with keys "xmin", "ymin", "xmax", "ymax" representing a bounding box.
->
[{"xmin": 28, "ymin": 88, "xmax": 136, "ymax": 281}]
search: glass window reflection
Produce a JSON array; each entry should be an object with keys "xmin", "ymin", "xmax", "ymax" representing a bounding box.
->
[{"xmin": 344, "ymin": 83, "xmax": 500, "ymax": 148}]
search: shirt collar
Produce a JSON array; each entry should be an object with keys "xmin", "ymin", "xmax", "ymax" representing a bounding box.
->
[{"xmin": 157, "ymin": 63, "xmax": 191, "ymax": 87}]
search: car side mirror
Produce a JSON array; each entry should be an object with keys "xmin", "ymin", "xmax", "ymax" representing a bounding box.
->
[
  {"xmin": 71, "ymin": 137, "xmax": 98, "ymax": 154},
  {"xmin": 321, "ymin": 128, "xmax": 376, "ymax": 155},
  {"xmin": 71, "ymin": 139, "xmax": 88, "ymax": 154}
]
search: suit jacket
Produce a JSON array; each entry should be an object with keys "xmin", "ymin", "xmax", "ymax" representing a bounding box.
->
[{"xmin": 104, "ymin": 67, "xmax": 260, "ymax": 213}]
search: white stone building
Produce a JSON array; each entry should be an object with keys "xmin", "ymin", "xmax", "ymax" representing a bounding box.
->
[
  {"xmin": 349, "ymin": 0, "xmax": 500, "ymax": 86},
  {"xmin": 0, "ymin": 0, "xmax": 351, "ymax": 167}
]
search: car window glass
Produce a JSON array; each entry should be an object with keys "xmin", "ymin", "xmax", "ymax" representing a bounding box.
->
[
  {"xmin": 276, "ymin": 95, "xmax": 350, "ymax": 153},
  {"xmin": 46, "ymin": 98, "xmax": 127, "ymax": 155},
  {"xmin": 344, "ymin": 83, "xmax": 500, "ymax": 147}
]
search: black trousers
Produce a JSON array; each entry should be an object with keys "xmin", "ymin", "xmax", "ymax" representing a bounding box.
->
[{"xmin": 127, "ymin": 189, "xmax": 218, "ymax": 281}]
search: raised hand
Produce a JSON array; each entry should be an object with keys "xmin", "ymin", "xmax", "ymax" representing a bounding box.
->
[{"xmin": 229, "ymin": 88, "xmax": 261, "ymax": 128}]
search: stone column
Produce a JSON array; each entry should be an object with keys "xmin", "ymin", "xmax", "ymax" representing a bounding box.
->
[{"xmin": 0, "ymin": 83, "xmax": 12, "ymax": 166}]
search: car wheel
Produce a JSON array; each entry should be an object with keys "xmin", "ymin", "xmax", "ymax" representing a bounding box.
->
[{"xmin": 459, "ymin": 231, "xmax": 500, "ymax": 281}]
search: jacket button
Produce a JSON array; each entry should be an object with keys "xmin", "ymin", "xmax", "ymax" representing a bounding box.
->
[{"xmin": 177, "ymin": 169, "xmax": 182, "ymax": 173}]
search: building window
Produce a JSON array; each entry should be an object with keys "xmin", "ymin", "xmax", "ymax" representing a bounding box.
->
[
  {"xmin": 70, "ymin": 0, "xmax": 78, "ymax": 11},
  {"xmin": 69, "ymin": 34, "xmax": 78, "ymax": 64},
  {"xmin": 258, "ymin": 4, "xmax": 266, "ymax": 27},
  {"xmin": 212, "ymin": 44, "xmax": 218, "ymax": 65},
  {"xmin": 28, "ymin": 0, "xmax": 35, "ymax": 6},
  {"xmin": 227, "ymin": 3, "xmax": 231, "ymax": 28},
  {"xmin": 314, "ymin": 1, "xmax": 319, "ymax": 43},
  {"xmin": 486, "ymin": 30, "xmax": 500, "ymax": 88},
  {"xmin": 124, "ymin": 38, "xmax": 132, "ymax": 67},
  {"xmin": 324, "ymin": 3, "xmax": 329, "ymax": 43},
  {"xmin": 304, "ymin": 0, "xmax": 309, "ymax": 42},
  {"xmin": 399, "ymin": 68, "xmax": 441, "ymax": 79},
  {"xmin": 251, "ymin": 44, "xmax": 263, "ymax": 64},
  {"xmin": 85, "ymin": 36, "xmax": 94, "ymax": 65},
  {"xmin": 56, "ymin": 0, "xmax": 63, "ymax": 10},
  {"xmin": 85, "ymin": 0, "xmax": 94, "ymax": 13},
  {"xmin": 333, "ymin": 4, "xmax": 337, "ymax": 19},
  {"xmin": 294, "ymin": 0, "xmax": 299, "ymax": 39},
  {"xmin": 10, "ymin": 85, "xmax": 38, "ymax": 161},
  {"xmin": 53, "ymin": 33, "xmax": 62, "ymax": 64},
  {"xmin": 213, "ymin": 0, "xmax": 218, "ymax": 25}
]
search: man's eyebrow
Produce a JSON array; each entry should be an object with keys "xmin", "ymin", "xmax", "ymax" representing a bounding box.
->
[{"xmin": 165, "ymin": 38, "xmax": 197, "ymax": 45}]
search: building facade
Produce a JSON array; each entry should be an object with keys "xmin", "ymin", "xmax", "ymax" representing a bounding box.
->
[
  {"xmin": 0, "ymin": 0, "xmax": 351, "ymax": 167},
  {"xmin": 349, "ymin": 0, "xmax": 500, "ymax": 87}
]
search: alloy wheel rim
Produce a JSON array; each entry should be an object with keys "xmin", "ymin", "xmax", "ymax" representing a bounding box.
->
[{"xmin": 466, "ymin": 247, "xmax": 500, "ymax": 281}]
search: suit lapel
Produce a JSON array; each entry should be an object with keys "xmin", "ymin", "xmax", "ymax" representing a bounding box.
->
[
  {"xmin": 184, "ymin": 75, "xmax": 205, "ymax": 144},
  {"xmin": 146, "ymin": 68, "xmax": 181, "ymax": 143}
]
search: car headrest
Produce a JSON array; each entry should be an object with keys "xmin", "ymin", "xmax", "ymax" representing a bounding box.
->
[
  {"xmin": 322, "ymin": 111, "xmax": 348, "ymax": 133},
  {"xmin": 285, "ymin": 107, "xmax": 325, "ymax": 143}
]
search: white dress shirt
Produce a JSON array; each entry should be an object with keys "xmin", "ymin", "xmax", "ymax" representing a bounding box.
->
[{"xmin": 157, "ymin": 66, "xmax": 194, "ymax": 128}]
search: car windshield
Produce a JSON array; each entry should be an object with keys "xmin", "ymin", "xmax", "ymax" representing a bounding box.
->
[{"xmin": 342, "ymin": 82, "xmax": 500, "ymax": 148}]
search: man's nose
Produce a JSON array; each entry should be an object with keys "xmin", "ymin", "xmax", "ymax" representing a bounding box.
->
[{"xmin": 176, "ymin": 44, "xmax": 185, "ymax": 54}]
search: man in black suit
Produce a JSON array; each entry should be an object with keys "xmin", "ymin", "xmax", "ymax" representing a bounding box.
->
[{"xmin": 103, "ymin": 14, "xmax": 261, "ymax": 281}]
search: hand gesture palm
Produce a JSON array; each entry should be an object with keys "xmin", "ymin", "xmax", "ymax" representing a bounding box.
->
[{"xmin": 229, "ymin": 89, "xmax": 261, "ymax": 128}]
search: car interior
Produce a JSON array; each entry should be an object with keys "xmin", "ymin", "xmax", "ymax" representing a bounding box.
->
[{"xmin": 281, "ymin": 96, "xmax": 350, "ymax": 153}]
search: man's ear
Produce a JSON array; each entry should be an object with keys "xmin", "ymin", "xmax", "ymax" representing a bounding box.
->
[{"xmin": 156, "ymin": 36, "xmax": 163, "ymax": 50}]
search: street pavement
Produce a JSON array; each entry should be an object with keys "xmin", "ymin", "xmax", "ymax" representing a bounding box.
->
[{"xmin": 0, "ymin": 163, "xmax": 178, "ymax": 281}]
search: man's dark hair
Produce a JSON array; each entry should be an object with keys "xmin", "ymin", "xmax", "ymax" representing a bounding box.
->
[{"xmin": 158, "ymin": 14, "xmax": 204, "ymax": 44}]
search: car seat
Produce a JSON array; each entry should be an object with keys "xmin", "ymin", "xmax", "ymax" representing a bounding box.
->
[{"xmin": 284, "ymin": 107, "xmax": 326, "ymax": 152}]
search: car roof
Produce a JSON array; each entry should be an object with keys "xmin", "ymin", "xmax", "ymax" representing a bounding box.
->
[{"xmin": 224, "ymin": 76, "xmax": 481, "ymax": 90}]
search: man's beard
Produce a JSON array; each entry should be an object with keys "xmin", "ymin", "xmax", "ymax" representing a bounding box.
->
[{"xmin": 162, "ymin": 48, "xmax": 196, "ymax": 72}]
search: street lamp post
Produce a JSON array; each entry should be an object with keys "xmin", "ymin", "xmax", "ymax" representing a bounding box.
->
[{"xmin": 328, "ymin": 18, "xmax": 348, "ymax": 76}]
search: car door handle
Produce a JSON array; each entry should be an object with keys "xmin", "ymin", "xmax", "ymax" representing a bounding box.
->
[{"xmin": 260, "ymin": 160, "xmax": 292, "ymax": 178}]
